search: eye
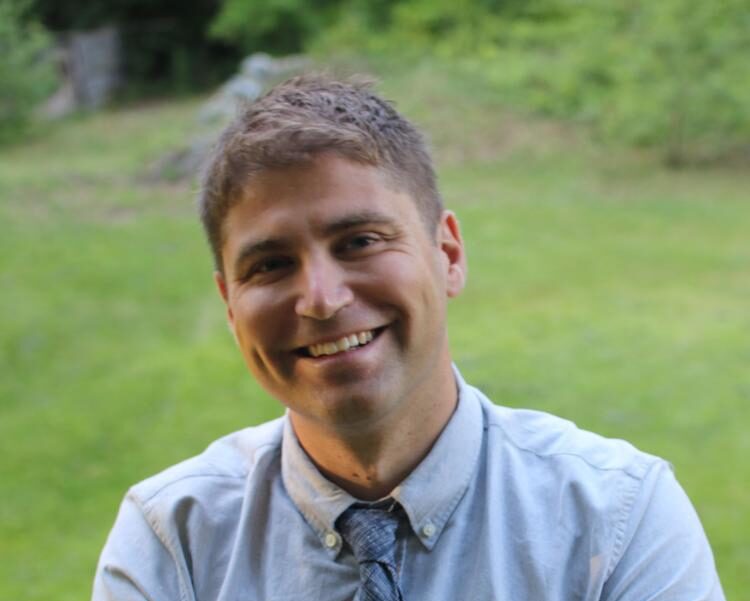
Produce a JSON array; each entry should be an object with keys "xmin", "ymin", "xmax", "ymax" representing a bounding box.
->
[
  {"xmin": 339, "ymin": 234, "xmax": 381, "ymax": 253},
  {"xmin": 245, "ymin": 256, "xmax": 294, "ymax": 280}
]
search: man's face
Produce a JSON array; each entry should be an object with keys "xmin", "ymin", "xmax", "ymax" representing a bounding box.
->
[{"xmin": 215, "ymin": 154, "xmax": 465, "ymax": 433}]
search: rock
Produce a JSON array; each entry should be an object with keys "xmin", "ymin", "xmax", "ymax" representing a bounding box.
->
[
  {"xmin": 198, "ymin": 52, "xmax": 309, "ymax": 126},
  {"xmin": 149, "ymin": 53, "xmax": 310, "ymax": 182},
  {"xmin": 41, "ymin": 26, "xmax": 121, "ymax": 118},
  {"xmin": 241, "ymin": 53, "xmax": 274, "ymax": 80},
  {"xmin": 144, "ymin": 136, "xmax": 214, "ymax": 183}
]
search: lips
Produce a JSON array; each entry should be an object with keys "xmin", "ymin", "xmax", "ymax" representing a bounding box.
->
[{"xmin": 297, "ymin": 327, "xmax": 383, "ymax": 358}]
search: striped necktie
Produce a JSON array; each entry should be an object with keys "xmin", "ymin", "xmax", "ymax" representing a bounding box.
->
[{"xmin": 337, "ymin": 505, "xmax": 404, "ymax": 601}]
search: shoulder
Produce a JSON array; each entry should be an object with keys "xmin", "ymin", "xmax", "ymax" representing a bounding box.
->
[
  {"xmin": 128, "ymin": 416, "xmax": 285, "ymax": 512},
  {"xmin": 476, "ymin": 389, "xmax": 660, "ymax": 480},
  {"xmin": 94, "ymin": 417, "xmax": 287, "ymax": 597},
  {"xmin": 470, "ymin": 387, "xmax": 724, "ymax": 590},
  {"xmin": 94, "ymin": 418, "xmax": 287, "ymax": 598},
  {"xmin": 471, "ymin": 385, "xmax": 669, "ymax": 549}
]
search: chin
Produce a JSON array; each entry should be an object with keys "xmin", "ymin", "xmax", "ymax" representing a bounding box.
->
[{"xmin": 296, "ymin": 384, "xmax": 398, "ymax": 430}]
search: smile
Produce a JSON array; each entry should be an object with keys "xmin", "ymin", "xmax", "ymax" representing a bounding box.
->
[{"xmin": 305, "ymin": 329, "xmax": 380, "ymax": 358}]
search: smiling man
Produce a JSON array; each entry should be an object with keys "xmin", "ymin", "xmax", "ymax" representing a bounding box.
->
[{"xmin": 93, "ymin": 75, "xmax": 724, "ymax": 600}]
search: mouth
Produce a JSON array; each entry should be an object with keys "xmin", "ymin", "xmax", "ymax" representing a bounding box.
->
[{"xmin": 295, "ymin": 327, "xmax": 385, "ymax": 358}]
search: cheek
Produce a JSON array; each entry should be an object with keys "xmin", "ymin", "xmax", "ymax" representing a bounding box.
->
[
  {"xmin": 371, "ymin": 248, "xmax": 435, "ymax": 281},
  {"xmin": 365, "ymin": 252, "xmax": 446, "ymax": 317},
  {"xmin": 233, "ymin": 292, "xmax": 289, "ymax": 348}
]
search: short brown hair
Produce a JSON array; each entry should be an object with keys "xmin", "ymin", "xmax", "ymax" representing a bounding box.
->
[{"xmin": 199, "ymin": 73, "xmax": 442, "ymax": 273}]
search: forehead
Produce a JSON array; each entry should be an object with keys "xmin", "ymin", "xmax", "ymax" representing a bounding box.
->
[
  {"xmin": 248, "ymin": 153, "xmax": 400, "ymax": 203},
  {"xmin": 220, "ymin": 155, "xmax": 422, "ymax": 261}
]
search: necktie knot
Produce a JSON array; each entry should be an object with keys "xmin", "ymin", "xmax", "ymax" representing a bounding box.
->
[
  {"xmin": 337, "ymin": 506, "xmax": 400, "ymax": 565},
  {"xmin": 337, "ymin": 504, "xmax": 404, "ymax": 601}
]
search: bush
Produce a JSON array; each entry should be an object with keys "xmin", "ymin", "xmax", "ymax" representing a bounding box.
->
[
  {"xmin": 0, "ymin": 0, "xmax": 55, "ymax": 145},
  {"xmin": 209, "ymin": 0, "xmax": 343, "ymax": 54},
  {"xmin": 31, "ymin": 0, "xmax": 238, "ymax": 97},
  {"xmin": 475, "ymin": 0, "xmax": 750, "ymax": 164},
  {"xmin": 318, "ymin": 0, "xmax": 750, "ymax": 164}
]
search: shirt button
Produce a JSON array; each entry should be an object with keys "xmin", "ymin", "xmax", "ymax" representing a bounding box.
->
[
  {"xmin": 324, "ymin": 532, "xmax": 338, "ymax": 548},
  {"xmin": 422, "ymin": 523, "xmax": 436, "ymax": 537}
]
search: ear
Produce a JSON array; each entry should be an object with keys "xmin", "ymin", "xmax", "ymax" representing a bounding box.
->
[
  {"xmin": 214, "ymin": 271, "xmax": 238, "ymax": 341},
  {"xmin": 438, "ymin": 210, "xmax": 467, "ymax": 298}
]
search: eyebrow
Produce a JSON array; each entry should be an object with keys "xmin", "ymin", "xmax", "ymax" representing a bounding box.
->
[
  {"xmin": 232, "ymin": 238, "xmax": 288, "ymax": 275},
  {"xmin": 231, "ymin": 210, "xmax": 398, "ymax": 274},
  {"xmin": 320, "ymin": 210, "xmax": 397, "ymax": 235}
]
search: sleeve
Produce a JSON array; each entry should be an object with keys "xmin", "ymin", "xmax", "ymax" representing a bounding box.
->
[
  {"xmin": 92, "ymin": 494, "xmax": 189, "ymax": 601},
  {"xmin": 602, "ymin": 461, "xmax": 725, "ymax": 601}
]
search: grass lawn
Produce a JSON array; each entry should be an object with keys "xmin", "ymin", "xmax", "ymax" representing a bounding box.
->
[{"xmin": 1, "ymin": 67, "xmax": 748, "ymax": 599}]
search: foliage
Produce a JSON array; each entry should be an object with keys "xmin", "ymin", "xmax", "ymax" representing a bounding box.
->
[
  {"xmin": 31, "ymin": 0, "xmax": 117, "ymax": 30},
  {"xmin": 20, "ymin": 0, "xmax": 749, "ymax": 161},
  {"xmin": 209, "ymin": 0, "xmax": 342, "ymax": 54},
  {"xmin": 30, "ymin": 0, "xmax": 238, "ymax": 95},
  {"xmin": 0, "ymin": 0, "xmax": 56, "ymax": 144},
  {"xmin": 317, "ymin": 0, "xmax": 750, "ymax": 164},
  {"xmin": 472, "ymin": 0, "xmax": 750, "ymax": 164}
]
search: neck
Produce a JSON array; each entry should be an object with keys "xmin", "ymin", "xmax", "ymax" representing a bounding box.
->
[{"xmin": 290, "ymin": 367, "xmax": 458, "ymax": 501}]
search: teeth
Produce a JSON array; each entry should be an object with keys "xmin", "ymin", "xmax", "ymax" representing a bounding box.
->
[{"xmin": 307, "ymin": 330, "xmax": 376, "ymax": 357}]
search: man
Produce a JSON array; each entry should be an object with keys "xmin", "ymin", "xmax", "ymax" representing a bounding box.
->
[{"xmin": 93, "ymin": 75, "xmax": 725, "ymax": 600}]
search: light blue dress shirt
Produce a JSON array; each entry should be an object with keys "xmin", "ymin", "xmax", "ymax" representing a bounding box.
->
[{"xmin": 93, "ymin": 369, "xmax": 725, "ymax": 600}]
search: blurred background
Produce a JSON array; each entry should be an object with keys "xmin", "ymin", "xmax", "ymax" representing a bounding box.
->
[{"xmin": 1, "ymin": 0, "xmax": 748, "ymax": 598}]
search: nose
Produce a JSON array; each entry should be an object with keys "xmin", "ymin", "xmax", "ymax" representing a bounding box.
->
[{"xmin": 294, "ymin": 253, "xmax": 354, "ymax": 320}]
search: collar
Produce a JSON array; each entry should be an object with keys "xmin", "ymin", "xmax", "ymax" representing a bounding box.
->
[{"xmin": 281, "ymin": 366, "xmax": 484, "ymax": 556}]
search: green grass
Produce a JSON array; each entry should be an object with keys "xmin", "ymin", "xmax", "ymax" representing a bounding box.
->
[{"xmin": 1, "ymin": 69, "xmax": 748, "ymax": 599}]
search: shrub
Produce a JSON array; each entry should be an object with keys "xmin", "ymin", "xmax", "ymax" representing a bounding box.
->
[
  {"xmin": 476, "ymin": 0, "xmax": 750, "ymax": 164},
  {"xmin": 209, "ymin": 0, "xmax": 342, "ymax": 54},
  {"xmin": 0, "ymin": 0, "xmax": 56, "ymax": 144},
  {"xmin": 319, "ymin": 0, "xmax": 750, "ymax": 164}
]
